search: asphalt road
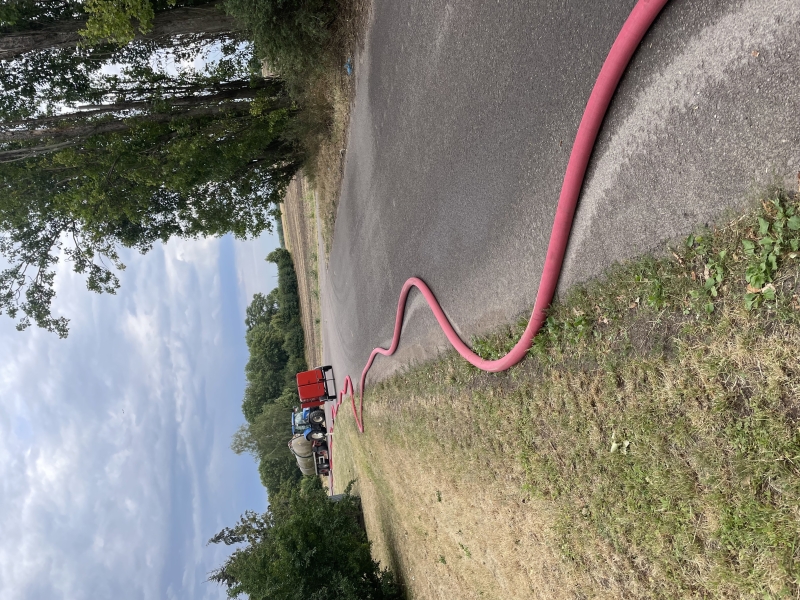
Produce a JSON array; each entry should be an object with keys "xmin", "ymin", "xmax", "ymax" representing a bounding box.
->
[{"xmin": 319, "ymin": 0, "xmax": 800, "ymax": 393}]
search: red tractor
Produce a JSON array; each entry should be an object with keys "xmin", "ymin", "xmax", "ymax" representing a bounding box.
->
[{"xmin": 290, "ymin": 366, "xmax": 336, "ymax": 442}]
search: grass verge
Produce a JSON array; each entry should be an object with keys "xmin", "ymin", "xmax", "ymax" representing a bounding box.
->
[{"xmin": 333, "ymin": 188, "xmax": 800, "ymax": 599}]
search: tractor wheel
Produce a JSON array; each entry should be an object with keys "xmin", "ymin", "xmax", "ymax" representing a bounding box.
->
[
  {"xmin": 309, "ymin": 410, "xmax": 325, "ymax": 425},
  {"xmin": 310, "ymin": 430, "xmax": 326, "ymax": 441}
]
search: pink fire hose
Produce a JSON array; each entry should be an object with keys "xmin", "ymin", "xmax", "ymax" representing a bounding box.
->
[{"xmin": 328, "ymin": 0, "xmax": 670, "ymax": 487}]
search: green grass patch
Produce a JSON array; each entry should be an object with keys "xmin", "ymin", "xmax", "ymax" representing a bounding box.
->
[{"xmin": 369, "ymin": 188, "xmax": 800, "ymax": 598}]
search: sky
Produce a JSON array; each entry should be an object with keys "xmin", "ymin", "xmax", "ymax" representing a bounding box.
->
[{"xmin": 0, "ymin": 231, "xmax": 280, "ymax": 599}]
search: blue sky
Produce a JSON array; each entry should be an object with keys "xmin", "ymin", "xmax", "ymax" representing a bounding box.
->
[{"xmin": 0, "ymin": 231, "xmax": 280, "ymax": 599}]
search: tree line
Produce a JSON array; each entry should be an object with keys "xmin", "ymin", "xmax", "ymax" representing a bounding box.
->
[
  {"xmin": 0, "ymin": 0, "xmax": 344, "ymax": 336},
  {"xmin": 232, "ymin": 247, "xmax": 307, "ymax": 497},
  {"xmin": 208, "ymin": 479, "xmax": 403, "ymax": 600}
]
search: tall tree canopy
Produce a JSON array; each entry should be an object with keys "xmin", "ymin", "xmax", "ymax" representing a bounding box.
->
[
  {"xmin": 0, "ymin": 0, "xmax": 236, "ymax": 59},
  {"xmin": 0, "ymin": 0, "xmax": 304, "ymax": 336},
  {"xmin": 208, "ymin": 483, "xmax": 403, "ymax": 600}
]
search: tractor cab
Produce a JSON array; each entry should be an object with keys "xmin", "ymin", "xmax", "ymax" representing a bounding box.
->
[
  {"xmin": 291, "ymin": 406, "xmax": 326, "ymax": 441},
  {"xmin": 291, "ymin": 408, "xmax": 310, "ymax": 434}
]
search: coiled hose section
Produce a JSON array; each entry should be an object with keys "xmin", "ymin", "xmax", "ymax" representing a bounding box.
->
[{"xmin": 328, "ymin": 0, "xmax": 670, "ymax": 486}]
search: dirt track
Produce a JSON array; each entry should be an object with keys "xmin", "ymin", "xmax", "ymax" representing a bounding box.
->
[{"xmin": 281, "ymin": 173, "xmax": 323, "ymax": 367}]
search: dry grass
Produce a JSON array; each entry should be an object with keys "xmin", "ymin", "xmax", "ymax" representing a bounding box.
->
[
  {"xmin": 332, "ymin": 396, "xmax": 592, "ymax": 600},
  {"xmin": 332, "ymin": 189, "xmax": 800, "ymax": 599},
  {"xmin": 280, "ymin": 174, "xmax": 322, "ymax": 366},
  {"xmin": 304, "ymin": 75, "xmax": 353, "ymax": 257}
]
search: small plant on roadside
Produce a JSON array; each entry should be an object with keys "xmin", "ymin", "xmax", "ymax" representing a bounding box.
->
[
  {"xmin": 692, "ymin": 248, "xmax": 727, "ymax": 313},
  {"xmin": 742, "ymin": 191, "xmax": 800, "ymax": 310}
]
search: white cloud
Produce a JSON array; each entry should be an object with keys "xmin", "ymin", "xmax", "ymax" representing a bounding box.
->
[{"xmin": 0, "ymin": 233, "xmax": 272, "ymax": 600}]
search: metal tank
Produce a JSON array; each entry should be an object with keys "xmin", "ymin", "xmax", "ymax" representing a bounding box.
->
[{"xmin": 289, "ymin": 434, "xmax": 316, "ymax": 476}]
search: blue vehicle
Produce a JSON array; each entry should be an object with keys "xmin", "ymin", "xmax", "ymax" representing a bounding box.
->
[{"xmin": 291, "ymin": 406, "xmax": 327, "ymax": 441}]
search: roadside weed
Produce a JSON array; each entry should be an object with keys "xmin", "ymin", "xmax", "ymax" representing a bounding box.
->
[{"xmin": 743, "ymin": 191, "xmax": 800, "ymax": 310}]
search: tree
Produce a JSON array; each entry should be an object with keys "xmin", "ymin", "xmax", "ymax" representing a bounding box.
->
[
  {"xmin": 1, "ymin": 1, "xmax": 235, "ymax": 60},
  {"xmin": 238, "ymin": 255, "xmax": 306, "ymax": 422},
  {"xmin": 257, "ymin": 453, "xmax": 302, "ymax": 497},
  {"xmin": 231, "ymin": 401, "xmax": 291, "ymax": 459},
  {"xmin": 245, "ymin": 289, "xmax": 278, "ymax": 331},
  {"xmin": 0, "ymin": 1, "xmax": 305, "ymax": 335},
  {"xmin": 231, "ymin": 401, "xmax": 302, "ymax": 498},
  {"xmin": 242, "ymin": 322, "xmax": 290, "ymax": 420},
  {"xmin": 223, "ymin": 0, "xmax": 338, "ymax": 89},
  {"xmin": 0, "ymin": 103, "xmax": 302, "ymax": 336},
  {"xmin": 208, "ymin": 484, "xmax": 403, "ymax": 600}
]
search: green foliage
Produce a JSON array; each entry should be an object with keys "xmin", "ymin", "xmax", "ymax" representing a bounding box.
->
[
  {"xmin": 208, "ymin": 484, "xmax": 403, "ymax": 600},
  {"xmin": 686, "ymin": 236, "xmax": 727, "ymax": 314},
  {"xmin": 232, "ymin": 401, "xmax": 302, "ymax": 497},
  {"xmin": 223, "ymin": 0, "xmax": 337, "ymax": 86},
  {"xmin": 0, "ymin": 1, "xmax": 80, "ymax": 30},
  {"xmin": 235, "ymin": 250, "xmax": 307, "ymax": 496},
  {"xmin": 0, "ymin": 104, "xmax": 301, "ymax": 336},
  {"xmin": 0, "ymin": 0, "xmax": 243, "ymax": 120},
  {"xmin": 242, "ymin": 322, "xmax": 290, "ymax": 420},
  {"xmin": 245, "ymin": 288, "xmax": 278, "ymax": 330},
  {"xmin": 0, "ymin": 0, "xmax": 309, "ymax": 336},
  {"xmin": 231, "ymin": 401, "xmax": 291, "ymax": 458},
  {"xmin": 258, "ymin": 452, "xmax": 302, "ymax": 495},
  {"xmin": 742, "ymin": 191, "xmax": 800, "ymax": 310},
  {"xmin": 81, "ymin": 0, "xmax": 161, "ymax": 44},
  {"xmin": 240, "ymin": 251, "xmax": 306, "ymax": 423}
]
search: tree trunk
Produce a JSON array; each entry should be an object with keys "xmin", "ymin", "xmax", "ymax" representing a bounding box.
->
[
  {"xmin": 0, "ymin": 103, "xmax": 264, "ymax": 163},
  {"xmin": 0, "ymin": 1, "xmax": 237, "ymax": 62},
  {"xmin": 0, "ymin": 78, "xmax": 287, "ymax": 145}
]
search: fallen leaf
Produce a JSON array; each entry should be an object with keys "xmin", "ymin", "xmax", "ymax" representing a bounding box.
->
[
  {"xmin": 751, "ymin": 50, "xmax": 759, "ymax": 57},
  {"xmin": 746, "ymin": 284, "xmax": 762, "ymax": 293}
]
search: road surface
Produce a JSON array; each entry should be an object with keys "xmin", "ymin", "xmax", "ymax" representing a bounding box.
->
[{"xmin": 320, "ymin": 0, "xmax": 800, "ymax": 397}]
